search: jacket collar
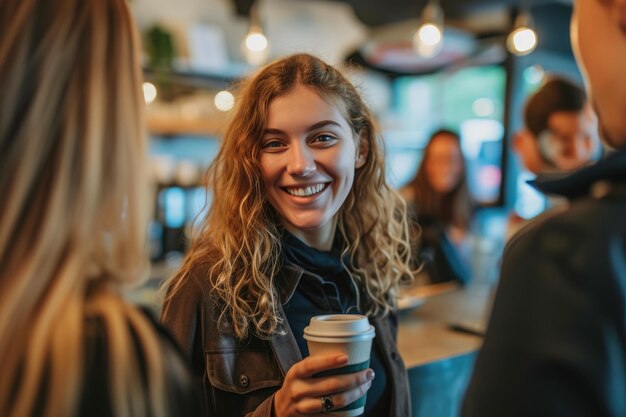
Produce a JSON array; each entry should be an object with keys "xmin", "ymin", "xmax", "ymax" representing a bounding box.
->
[
  {"xmin": 275, "ymin": 263, "xmax": 305, "ymax": 305},
  {"xmin": 530, "ymin": 148, "xmax": 626, "ymax": 199}
]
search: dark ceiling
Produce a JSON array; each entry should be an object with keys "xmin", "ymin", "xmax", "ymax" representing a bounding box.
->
[
  {"xmin": 319, "ymin": 0, "xmax": 519, "ymax": 27},
  {"xmin": 231, "ymin": 0, "xmax": 574, "ymax": 75},
  {"xmin": 233, "ymin": 0, "xmax": 572, "ymax": 28}
]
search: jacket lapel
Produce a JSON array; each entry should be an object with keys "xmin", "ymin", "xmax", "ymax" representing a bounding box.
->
[
  {"xmin": 269, "ymin": 265, "xmax": 304, "ymax": 376},
  {"xmin": 269, "ymin": 308, "xmax": 303, "ymax": 376}
]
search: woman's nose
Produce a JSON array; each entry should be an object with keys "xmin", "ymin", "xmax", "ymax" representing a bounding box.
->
[{"xmin": 288, "ymin": 145, "xmax": 316, "ymax": 177}]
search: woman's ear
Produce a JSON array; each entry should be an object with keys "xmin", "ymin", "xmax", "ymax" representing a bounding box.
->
[
  {"xmin": 355, "ymin": 136, "xmax": 369, "ymax": 169},
  {"xmin": 615, "ymin": 0, "xmax": 626, "ymax": 34}
]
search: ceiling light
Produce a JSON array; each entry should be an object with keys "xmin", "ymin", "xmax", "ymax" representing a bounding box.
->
[
  {"xmin": 507, "ymin": 11, "xmax": 538, "ymax": 56},
  {"xmin": 245, "ymin": 32, "xmax": 268, "ymax": 52},
  {"xmin": 215, "ymin": 90, "xmax": 235, "ymax": 112},
  {"xmin": 523, "ymin": 64, "xmax": 545, "ymax": 85},
  {"xmin": 242, "ymin": 1, "xmax": 269, "ymax": 65},
  {"xmin": 472, "ymin": 98, "xmax": 495, "ymax": 117},
  {"xmin": 143, "ymin": 82, "xmax": 157, "ymax": 104},
  {"xmin": 413, "ymin": 0, "xmax": 445, "ymax": 58}
]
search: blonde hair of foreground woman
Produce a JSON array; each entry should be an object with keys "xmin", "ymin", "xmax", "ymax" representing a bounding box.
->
[
  {"xmin": 164, "ymin": 54, "xmax": 415, "ymax": 341},
  {"xmin": 0, "ymin": 1, "xmax": 190, "ymax": 416}
]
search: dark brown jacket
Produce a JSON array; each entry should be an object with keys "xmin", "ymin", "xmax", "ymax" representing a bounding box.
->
[{"xmin": 161, "ymin": 262, "xmax": 410, "ymax": 417}]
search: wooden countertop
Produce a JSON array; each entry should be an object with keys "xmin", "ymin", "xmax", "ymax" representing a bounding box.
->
[{"xmin": 397, "ymin": 283, "xmax": 495, "ymax": 368}]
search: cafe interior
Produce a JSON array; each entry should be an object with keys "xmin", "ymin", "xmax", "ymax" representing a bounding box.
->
[{"xmin": 125, "ymin": 0, "xmax": 590, "ymax": 415}]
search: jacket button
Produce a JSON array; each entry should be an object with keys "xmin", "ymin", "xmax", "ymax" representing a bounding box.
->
[
  {"xmin": 239, "ymin": 374, "xmax": 250, "ymax": 388},
  {"xmin": 390, "ymin": 351, "xmax": 398, "ymax": 361}
]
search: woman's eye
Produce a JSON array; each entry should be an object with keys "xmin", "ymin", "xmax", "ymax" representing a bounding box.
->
[
  {"xmin": 262, "ymin": 140, "xmax": 284, "ymax": 149},
  {"xmin": 314, "ymin": 134, "xmax": 335, "ymax": 143}
]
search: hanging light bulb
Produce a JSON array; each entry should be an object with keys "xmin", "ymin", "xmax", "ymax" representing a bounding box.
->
[
  {"xmin": 142, "ymin": 82, "xmax": 157, "ymax": 104},
  {"xmin": 245, "ymin": 31, "xmax": 268, "ymax": 52},
  {"xmin": 214, "ymin": 90, "xmax": 235, "ymax": 112},
  {"xmin": 413, "ymin": 0, "xmax": 445, "ymax": 58},
  {"xmin": 507, "ymin": 11, "xmax": 538, "ymax": 56},
  {"xmin": 242, "ymin": 1, "xmax": 269, "ymax": 66}
]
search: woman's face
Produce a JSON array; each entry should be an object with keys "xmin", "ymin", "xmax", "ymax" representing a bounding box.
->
[
  {"xmin": 259, "ymin": 84, "xmax": 366, "ymax": 249},
  {"xmin": 424, "ymin": 134, "xmax": 464, "ymax": 194}
]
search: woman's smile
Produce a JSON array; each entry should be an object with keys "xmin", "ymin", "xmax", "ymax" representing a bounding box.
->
[{"xmin": 282, "ymin": 183, "xmax": 330, "ymax": 198}]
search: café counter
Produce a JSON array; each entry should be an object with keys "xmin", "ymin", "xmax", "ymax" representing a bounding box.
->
[{"xmin": 397, "ymin": 283, "xmax": 494, "ymax": 417}]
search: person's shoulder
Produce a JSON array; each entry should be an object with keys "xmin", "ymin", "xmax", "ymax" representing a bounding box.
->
[
  {"xmin": 165, "ymin": 261, "xmax": 215, "ymax": 301},
  {"xmin": 80, "ymin": 313, "xmax": 113, "ymax": 417},
  {"xmin": 82, "ymin": 305, "xmax": 184, "ymax": 359},
  {"xmin": 503, "ymin": 193, "xmax": 626, "ymax": 292},
  {"xmin": 82, "ymin": 306, "xmax": 202, "ymax": 415},
  {"xmin": 505, "ymin": 193, "xmax": 623, "ymax": 253},
  {"xmin": 504, "ymin": 206, "xmax": 566, "ymax": 255},
  {"xmin": 540, "ymin": 193, "xmax": 622, "ymax": 240},
  {"xmin": 137, "ymin": 306, "xmax": 192, "ymax": 353},
  {"xmin": 399, "ymin": 186, "xmax": 415, "ymax": 202}
]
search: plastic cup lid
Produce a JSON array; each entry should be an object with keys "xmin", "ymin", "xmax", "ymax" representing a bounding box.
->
[{"xmin": 303, "ymin": 314, "xmax": 375, "ymax": 340}]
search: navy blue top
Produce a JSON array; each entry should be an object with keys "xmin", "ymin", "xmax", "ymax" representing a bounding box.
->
[{"xmin": 281, "ymin": 232, "xmax": 391, "ymax": 417}]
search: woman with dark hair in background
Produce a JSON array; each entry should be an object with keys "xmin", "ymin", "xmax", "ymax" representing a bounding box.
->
[
  {"xmin": 402, "ymin": 129, "xmax": 473, "ymax": 285},
  {"xmin": 0, "ymin": 1, "xmax": 200, "ymax": 416}
]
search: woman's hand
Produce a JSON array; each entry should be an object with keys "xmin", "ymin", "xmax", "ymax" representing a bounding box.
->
[{"xmin": 273, "ymin": 354, "xmax": 374, "ymax": 417}]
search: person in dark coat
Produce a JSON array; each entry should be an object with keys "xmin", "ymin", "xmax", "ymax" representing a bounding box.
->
[{"xmin": 462, "ymin": 1, "xmax": 626, "ymax": 415}]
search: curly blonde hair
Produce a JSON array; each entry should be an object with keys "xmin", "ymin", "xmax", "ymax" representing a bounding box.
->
[{"xmin": 164, "ymin": 54, "xmax": 414, "ymax": 340}]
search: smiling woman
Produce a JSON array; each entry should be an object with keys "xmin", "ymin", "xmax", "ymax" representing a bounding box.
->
[{"xmin": 161, "ymin": 53, "xmax": 415, "ymax": 417}]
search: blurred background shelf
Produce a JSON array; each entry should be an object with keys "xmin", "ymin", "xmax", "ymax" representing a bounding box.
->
[{"xmin": 148, "ymin": 114, "xmax": 227, "ymax": 136}]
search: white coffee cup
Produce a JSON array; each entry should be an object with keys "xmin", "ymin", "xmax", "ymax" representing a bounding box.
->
[{"xmin": 303, "ymin": 314, "xmax": 375, "ymax": 417}]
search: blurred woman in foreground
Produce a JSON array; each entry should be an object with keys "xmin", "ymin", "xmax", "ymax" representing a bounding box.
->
[{"xmin": 0, "ymin": 1, "xmax": 199, "ymax": 416}]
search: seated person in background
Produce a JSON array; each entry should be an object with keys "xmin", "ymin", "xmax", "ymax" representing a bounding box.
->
[
  {"xmin": 462, "ymin": 0, "xmax": 626, "ymax": 415},
  {"xmin": 401, "ymin": 129, "xmax": 473, "ymax": 285},
  {"xmin": 0, "ymin": 1, "xmax": 200, "ymax": 416},
  {"xmin": 508, "ymin": 76, "xmax": 600, "ymax": 238}
]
